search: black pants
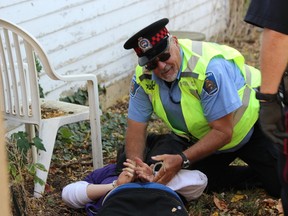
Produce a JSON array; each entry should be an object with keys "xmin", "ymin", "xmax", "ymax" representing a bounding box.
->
[
  {"xmin": 190, "ymin": 122, "xmax": 280, "ymax": 198},
  {"xmin": 118, "ymin": 123, "xmax": 281, "ymax": 197},
  {"xmin": 277, "ymin": 143, "xmax": 288, "ymax": 215}
]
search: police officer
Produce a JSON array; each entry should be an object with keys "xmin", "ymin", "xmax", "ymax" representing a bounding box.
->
[
  {"xmin": 123, "ymin": 18, "xmax": 280, "ymax": 197},
  {"xmin": 245, "ymin": 0, "xmax": 288, "ymax": 213}
]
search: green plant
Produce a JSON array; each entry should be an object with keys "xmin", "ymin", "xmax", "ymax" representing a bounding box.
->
[
  {"xmin": 60, "ymin": 88, "xmax": 89, "ymax": 105},
  {"xmin": 53, "ymin": 120, "xmax": 92, "ymax": 162},
  {"xmin": 7, "ymin": 131, "xmax": 47, "ymax": 215},
  {"xmin": 98, "ymin": 84, "xmax": 106, "ymax": 95},
  {"xmin": 101, "ymin": 111, "xmax": 127, "ymax": 156},
  {"xmin": 7, "ymin": 131, "xmax": 47, "ymax": 186},
  {"xmin": 53, "ymin": 111, "xmax": 128, "ymax": 163},
  {"xmin": 59, "ymin": 84, "xmax": 106, "ymax": 106}
]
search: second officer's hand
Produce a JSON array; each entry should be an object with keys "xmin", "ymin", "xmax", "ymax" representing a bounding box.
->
[{"xmin": 151, "ymin": 154, "xmax": 182, "ymax": 185}]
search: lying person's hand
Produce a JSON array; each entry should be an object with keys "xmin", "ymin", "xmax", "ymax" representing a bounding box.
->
[
  {"xmin": 134, "ymin": 157, "xmax": 154, "ymax": 182},
  {"xmin": 117, "ymin": 159, "xmax": 137, "ymax": 185}
]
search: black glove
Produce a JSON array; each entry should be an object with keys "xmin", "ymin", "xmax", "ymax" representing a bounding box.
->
[{"xmin": 258, "ymin": 99, "xmax": 287, "ymax": 145}]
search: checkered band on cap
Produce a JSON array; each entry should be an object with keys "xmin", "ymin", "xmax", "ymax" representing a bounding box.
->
[{"xmin": 134, "ymin": 27, "xmax": 169, "ymax": 56}]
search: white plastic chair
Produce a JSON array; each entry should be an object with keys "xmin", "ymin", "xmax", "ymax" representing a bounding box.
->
[{"xmin": 0, "ymin": 19, "xmax": 103, "ymax": 198}]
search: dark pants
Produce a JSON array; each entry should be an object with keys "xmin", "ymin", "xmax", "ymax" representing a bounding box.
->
[
  {"xmin": 119, "ymin": 122, "xmax": 281, "ymax": 198},
  {"xmin": 277, "ymin": 143, "xmax": 288, "ymax": 215},
  {"xmin": 190, "ymin": 122, "xmax": 280, "ymax": 198}
]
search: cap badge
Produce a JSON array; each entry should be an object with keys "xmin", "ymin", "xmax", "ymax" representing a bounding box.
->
[{"xmin": 138, "ymin": 37, "xmax": 152, "ymax": 53}]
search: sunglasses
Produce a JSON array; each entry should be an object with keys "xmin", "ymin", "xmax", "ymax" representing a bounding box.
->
[{"xmin": 145, "ymin": 52, "xmax": 171, "ymax": 71}]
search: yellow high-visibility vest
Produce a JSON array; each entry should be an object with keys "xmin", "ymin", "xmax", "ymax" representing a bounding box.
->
[{"xmin": 135, "ymin": 39, "xmax": 261, "ymax": 150}]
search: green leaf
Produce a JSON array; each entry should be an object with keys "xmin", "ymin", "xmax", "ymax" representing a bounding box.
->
[
  {"xmin": 34, "ymin": 175, "xmax": 45, "ymax": 186},
  {"xmin": 12, "ymin": 131, "xmax": 27, "ymax": 140},
  {"xmin": 63, "ymin": 154, "xmax": 72, "ymax": 160},
  {"xmin": 15, "ymin": 174, "xmax": 23, "ymax": 183},
  {"xmin": 75, "ymin": 95, "xmax": 85, "ymax": 105},
  {"xmin": 27, "ymin": 163, "xmax": 36, "ymax": 175},
  {"xmin": 68, "ymin": 96, "xmax": 75, "ymax": 103},
  {"xmin": 9, "ymin": 163, "xmax": 17, "ymax": 177},
  {"xmin": 33, "ymin": 137, "xmax": 46, "ymax": 151},
  {"xmin": 34, "ymin": 163, "xmax": 47, "ymax": 172},
  {"xmin": 59, "ymin": 127, "xmax": 74, "ymax": 139},
  {"xmin": 17, "ymin": 138, "xmax": 30, "ymax": 154}
]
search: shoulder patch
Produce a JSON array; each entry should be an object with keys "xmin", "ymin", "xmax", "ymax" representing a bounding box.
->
[
  {"xmin": 130, "ymin": 79, "xmax": 140, "ymax": 97},
  {"xmin": 203, "ymin": 72, "xmax": 218, "ymax": 95}
]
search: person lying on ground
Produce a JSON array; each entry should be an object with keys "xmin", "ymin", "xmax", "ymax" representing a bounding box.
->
[{"xmin": 62, "ymin": 158, "xmax": 207, "ymax": 214}]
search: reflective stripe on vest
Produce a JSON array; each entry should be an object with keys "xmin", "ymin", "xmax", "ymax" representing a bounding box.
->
[{"xmin": 181, "ymin": 41, "xmax": 256, "ymax": 127}]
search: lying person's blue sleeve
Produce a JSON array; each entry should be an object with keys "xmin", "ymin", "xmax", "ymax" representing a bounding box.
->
[
  {"xmin": 201, "ymin": 57, "xmax": 245, "ymax": 122},
  {"xmin": 84, "ymin": 164, "xmax": 118, "ymax": 184}
]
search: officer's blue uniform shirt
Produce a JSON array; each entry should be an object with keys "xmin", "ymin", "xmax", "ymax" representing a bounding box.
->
[{"xmin": 128, "ymin": 52, "xmax": 253, "ymax": 149}]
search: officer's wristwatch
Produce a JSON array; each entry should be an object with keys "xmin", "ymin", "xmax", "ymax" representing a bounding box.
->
[{"xmin": 179, "ymin": 152, "xmax": 190, "ymax": 169}]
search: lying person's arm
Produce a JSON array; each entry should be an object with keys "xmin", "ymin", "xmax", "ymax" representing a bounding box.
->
[
  {"xmin": 62, "ymin": 180, "xmax": 115, "ymax": 208},
  {"xmin": 62, "ymin": 160, "xmax": 136, "ymax": 209},
  {"xmin": 85, "ymin": 162, "xmax": 137, "ymax": 201}
]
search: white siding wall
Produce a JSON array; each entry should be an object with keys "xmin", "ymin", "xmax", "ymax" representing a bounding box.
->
[{"xmin": 0, "ymin": 0, "xmax": 229, "ymax": 101}]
